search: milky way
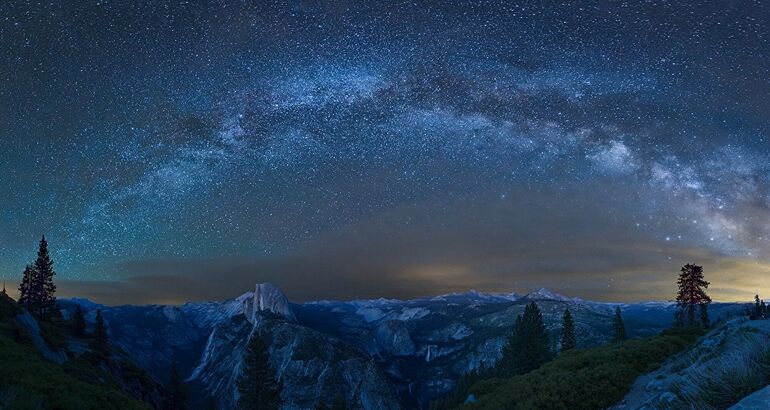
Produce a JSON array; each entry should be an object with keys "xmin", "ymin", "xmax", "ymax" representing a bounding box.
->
[{"xmin": 1, "ymin": 1, "xmax": 769, "ymax": 304}]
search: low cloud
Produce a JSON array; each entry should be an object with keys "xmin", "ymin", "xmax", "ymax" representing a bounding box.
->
[{"xmin": 31, "ymin": 184, "xmax": 770, "ymax": 306}]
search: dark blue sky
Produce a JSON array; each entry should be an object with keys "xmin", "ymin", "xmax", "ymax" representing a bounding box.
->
[{"xmin": 1, "ymin": 1, "xmax": 769, "ymax": 304}]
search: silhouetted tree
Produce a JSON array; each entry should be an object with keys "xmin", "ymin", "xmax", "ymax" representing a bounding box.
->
[
  {"xmin": 674, "ymin": 308, "xmax": 685, "ymax": 327},
  {"xmin": 330, "ymin": 394, "xmax": 347, "ymax": 410},
  {"xmin": 17, "ymin": 265, "xmax": 33, "ymax": 307},
  {"xmin": 613, "ymin": 306, "xmax": 627, "ymax": 342},
  {"xmin": 31, "ymin": 236, "xmax": 57, "ymax": 320},
  {"xmin": 560, "ymin": 308, "xmax": 576, "ymax": 351},
  {"xmin": 164, "ymin": 360, "xmax": 187, "ymax": 410},
  {"xmin": 497, "ymin": 302, "xmax": 551, "ymax": 377},
  {"xmin": 314, "ymin": 400, "xmax": 329, "ymax": 410},
  {"xmin": 73, "ymin": 305, "xmax": 86, "ymax": 337},
  {"xmin": 237, "ymin": 333, "xmax": 282, "ymax": 410},
  {"xmin": 91, "ymin": 308, "xmax": 109, "ymax": 356},
  {"xmin": 699, "ymin": 303, "xmax": 710, "ymax": 328},
  {"xmin": 675, "ymin": 263, "xmax": 710, "ymax": 326},
  {"xmin": 755, "ymin": 294, "xmax": 762, "ymax": 317}
]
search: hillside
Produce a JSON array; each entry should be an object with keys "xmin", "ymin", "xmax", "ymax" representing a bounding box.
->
[
  {"xmin": 612, "ymin": 318, "xmax": 770, "ymax": 409},
  {"xmin": 436, "ymin": 318, "xmax": 770, "ymax": 410},
  {"xmin": 58, "ymin": 283, "xmax": 749, "ymax": 409},
  {"xmin": 439, "ymin": 327, "xmax": 704, "ymax": 410},
  {"xmin": 0, "ymin": 293, "xmax": 160, "ymax": 409}
]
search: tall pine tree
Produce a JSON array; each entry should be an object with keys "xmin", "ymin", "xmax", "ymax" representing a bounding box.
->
[
  {"xmin": 237, "ymin": 333, "xmax": 282, "ymax": 410},
  {"xmin": 699, "ymin": 303, "xmax": 710, "ymax": 328},
  {"xmin": 164, "ymin": 360, "xmax": 187, "ymax": 410},
  {"xmin": 17, "ymin": 265, "xmax": 33, "ymax": 307},
  {"xmin": 675, "ymin": 263, "xmax": 710, "ymax": 326},
  {"xmin": 497, "ymin": 302, "xmax": 551, "ymax": 377},
  {"xmin": 73, "ymin": 305, "xmax": 87, "ymax": 337},
  {"xmin": 754, "ymin": 294, "xmax": 762, "ymax": 318},
  {"xmin": 92, "ymin": 308, "xmax": 109, "ymax": 356},
  {"xmin": 560, "ymin": 308, "xmax": 576, "ymax": 351},
  {"xmin": 330, "ymin": 395, "xmax": 347, "ymax": 410},
  {"xmin": 613, "ymin": 306, "xmax": 627, "ymax": 342},
  {"xmin": 23, "ymin": 236, "xmax": 57, "ymax": 320}
]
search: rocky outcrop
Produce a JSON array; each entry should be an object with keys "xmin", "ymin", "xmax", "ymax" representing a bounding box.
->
[
  {"xmin": 729, "ymin": 385, "xmax": 770, "ymax": 409},
  {"xmin": 611, "ymin": 319, "xmax": 770, "ymax": 410},
  {"xmin": 14, "ymin": 310, "xmax": 68, "ymax": 364},
  {"xmin": 375, "ymin": 320, "xmax": 415, "ymax": 356},
  {"xmin": 253, "ymin": 283, "xmax": 295, "ymax": 321},
  {"xmin": 189, "ymin": 313, "xmax": 399, "ymax": 410}
]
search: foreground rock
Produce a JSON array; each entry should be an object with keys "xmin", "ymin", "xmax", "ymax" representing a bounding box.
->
[
  {"xmin": 729, "ymin": 385, "xmax": 770, "ymax": 410},
  {"xmin": 612, "ymin": 318, "xmax": 770, "ymax": 410}
]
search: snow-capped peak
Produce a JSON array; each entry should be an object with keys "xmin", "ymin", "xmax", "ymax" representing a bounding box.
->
[
  {"xmin": 523, "ymin": 288, "xmax": 578, "ymax": 302},
  {"xmin": 428, "ymin": 289, "xmax": 519, "ymax": 303}
]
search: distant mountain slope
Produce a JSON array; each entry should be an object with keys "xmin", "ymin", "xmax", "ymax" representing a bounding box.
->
[{"xmin": 60, "ymin": 284, "xmax": 749, "ymax": 409}]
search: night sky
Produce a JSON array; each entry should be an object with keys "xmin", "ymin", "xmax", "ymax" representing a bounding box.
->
[{"xmin": 1, "ymin": 1, "xmax": 769, "ymax": 305}]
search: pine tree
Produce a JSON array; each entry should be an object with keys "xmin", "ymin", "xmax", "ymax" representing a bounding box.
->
[
  {"xmin": 699, "ymin": 303, "xmax": 710, "ymax": 328},
  {"xmin": 73, "ymin": 305, "xmax": 87, "ymax": 337},
  {"xmin": 560, "ymin": 308, "xmax": 576, "ymax": 351},
  {"xmin": 673, "ymin": 308, "xmax": 685, "ymax": 327},
  {"xmin": 613, "ymin": 306, "xmax": 627, "ymax": 342},
  {"xmin": 755, "ymin": 294, "xmax": 762, "ymax": 318},
  {"xmin": 237, "ymin": 333, "xmax": 282, "ymax": 410},
  {"xmin": 25, "ymin": 236, "xmax": 57, "ymax": 320},
  {"xmin": 92, "ymin": 308, "xmax": 109, "ymax": 356},
  {"xmin": 164, "ymin": 360, "xmax": 187, "ymax": 410},
  {"xmin": 330, "ymin": 395, "xmax": 347, "ymax": 410},
  {"xmin": 17, "ymin": 265, "xmax": 33, "ymax": 307},
  {"xmin": 497, "ymin": 302, "xmax": 551, "ymax": 377},
  {"xmin": 675, "ymin": 263, "xmax": 711, "ymax": 326}
]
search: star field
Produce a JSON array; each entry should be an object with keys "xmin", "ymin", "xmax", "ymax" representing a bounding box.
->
[{"xmin": 1, "ymin": 1, "xmax": 769, "ymax": 304}]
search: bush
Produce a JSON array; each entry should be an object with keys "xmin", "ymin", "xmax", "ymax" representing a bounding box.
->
[{"xmin": 39, "ymin": 320, "xmax": 68, "ymax": 350}]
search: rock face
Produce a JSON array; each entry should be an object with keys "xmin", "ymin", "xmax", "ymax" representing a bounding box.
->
[
  {"xmin": 250, "ymin": 282, "xmax": 296, "ymax": 322},
  {"xmin": 375, "ymin": 320, "xmax": 416, "ymax": 356},
  {"xmin": 188, "ymin": 312, "xmax": 398, "ymax": 409},
  {"xmin": 611, "ymin": 318, "xmax": 770, "ymax": 410},
  {"xmin": 729, "ymin": 385, "xmax": 770, "ymax": 410},
  {"xmin": 61, "ymin": 285, "xmax": 749, "ymax": 409},
  {"xmin": 14, "ymin": 310, "xmax": 68, "ymax": 364},
  {"xmin": 63, "ymin": 283, "xmax": 398, "ymax": 410}
]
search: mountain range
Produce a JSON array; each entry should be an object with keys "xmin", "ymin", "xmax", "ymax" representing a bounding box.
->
[{"xmin": 59, "ymin": 283, "xmax": 748, "ymax": 409}]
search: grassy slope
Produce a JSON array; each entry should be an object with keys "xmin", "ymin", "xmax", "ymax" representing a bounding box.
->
[
  {"xmin": 452, "ymin": 327, "xmax": 704, "ymax": 410},
  {"xmin": 0, "ymin": 295, "xmax": 149, "ymax": 410}
]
